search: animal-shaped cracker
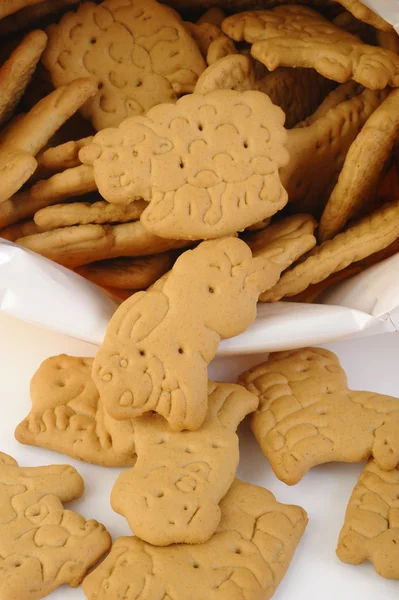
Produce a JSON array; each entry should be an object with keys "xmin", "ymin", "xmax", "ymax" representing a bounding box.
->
[
  {"xmin": 83, "ymin": 478, "xmax": 307, "ymax": 600},
  {"xmin": 319, "ymin": 88, "xmax": 399, "ymax": 241},
  {"xmin": 240, "ymin": 348, "xmax": 399, "ymax": 485},
  {"xmin": 111, "ymin": 381, "xmax": 258, "ymax": 546},
  {"xmin": 80, "ymin": 89, "xmax": 289, "ymax": 240},
  {"xmin": 0, "ymin": 30, "xmax": 47, "ymax": 127},
  {"xmin": 260, "ymin": 198, "xmax": 399, "ymax": 301},
  {"xmin": 92, "ymin": 237, "xmax": 283, "ymax": 431},
  {"xmin": 222, "ymin": 6, "xmax": 399, "ymax": 89},
  {"xmin": 337, "ymin": 459, "xmax": 399, "ymax": 579},
  {"xmin": 194, "ymin": 54, "xmax": 334, "ymax": 128},
  {"xmin": 42, "ymin": 0, "xmax": 206, "ymax": 130},
  {"xmin": 0, "ymin": 452, "xmax": 111, "ymax": 600},
  {"xmin": 15, "ymin": 355, "xmax": 137, "ymax": 467}
]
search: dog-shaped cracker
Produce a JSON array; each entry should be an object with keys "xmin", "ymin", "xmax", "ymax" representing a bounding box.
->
[
  {"xmin": 111, "ymin": 381, "xmax": 258, "ymax": 545},
  {"xmin": 0, "ymin": 452, "xmax": 111, "ymax": 600},
  {"xmin": 80, "ymin": 89, "xmax": 289, "ymax": 240},
  {"xmin": 240, "ymin": 348, "xmax": 399, "ymax": 485},
  {"xmin": 83, "ymin": 479, "xmax": 307, "ymax": 600},
  {"xmin": 92, "ymin": 237, "xmax": 282, "ymax": 431}
]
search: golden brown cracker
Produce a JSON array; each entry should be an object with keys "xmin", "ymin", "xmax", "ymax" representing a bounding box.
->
[
  {"xmin": 0, "ymin": 220, "xmax": 42, "ymax": 241},
  {"xmin": 17, "ymin": 220, "xmax": 189, "ymax": 268},
  {"xmin": 0, "ymin": 164, "xmax": 96, "ymax": 229},
  {"xmin": 185, "ymin": 21, "xmax": 221, "ymax": 59},
  {"xmin": 260, "ymin": 199, "xmax": 399, "ymax": 302},
  {"xmin": 76, "ymin": 252, "xmax": 176, "ymax": 290},
  {"xmin": 111, "ymin": 382, "xmax": 258, "ymax": 545},
  {"xmin": 34, "ymin": 198, "xmax": 147, "ymax": 230},
  {"xmin": 42, "ymin": 0, "xmax": 206, "ymax": 130},
  {"xmin": 0, "ymin": 30, "xmax": 47, "ymax": 128},
  {"xmin": 240, "ymin": 348, "xmax": 399, "ymax": 485},
  {"xmin": 0, "ymin": 451, "xmax": 111, "ymax": 600},
  {"xmin": 197, "ymin": 7, "xmax": 225, "ymax": 27},
  {"xmin": 35, "ymin": 136, "xmax": 93, "ymax": 177},
  {"xmin": 0, "ymin": 149, "xmax": 37, "ymax": 205},
  {"xmin": 15, "ymin": 355, "xmax": 137, "ymax": 467},
  {"xmin": 206, "ymin": 33, "xmax": 237, "ymax": 65},
  {"xmin": 281, "ymin": 87, "xmax": 388, "ymax": 214},
  {"xmin": 319, "ymin": 88, "xmax": 399, "ymax": 241},
  {"xmin": 0, "ymin": 78, "xmax": 97, "ymax": 157},
  {"xmin": 337, "ymin": 459, "xmax": 399, "ymax": 579},
  {"xmin": 83, "ymin": 478, "xmax": 307, "ymax": 600},
  {"xmin": 295, "ymin": 81, "xmax": 364, "ymax": 128},
  {"xmin": 222, "ymin": 5, "xmax": 399, "ymax": 89},
  {"xmin": 92, "ymin": 237, "xmax": 283, "ymax": 431},
  {"xmin": 80, "ymin": 89, "xmax": 289, "ymax": 240}
]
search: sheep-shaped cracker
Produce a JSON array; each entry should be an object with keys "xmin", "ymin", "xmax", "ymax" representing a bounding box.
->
[{"xmin": 80, "ymin": 89, "xmax": 289, "ymax": 240}]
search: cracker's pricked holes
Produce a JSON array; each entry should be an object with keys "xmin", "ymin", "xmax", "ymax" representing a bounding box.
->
[
  {"xmin": 208, "ymin": 286, "xmax": 214, "ymax": 293},
  {"xmin": 139, "ymin": 350, "xmax": 145, "ymax": 357},
  {"xmin": 136, "ymin": 80, "xmax": 143, "ymax": 88},
  {"xmin": 153, "ymin": 490, "xmax": 164, "ymax": 498},
  {"xmin": 102, "ymin": 373, "xmax": 112, "ymax": 382},
  {"xmin": 119, "ymin": 358, "xmax": 128, "ymax": 368},
  {"xmin": 178, "ymin": 347, "xmax": 184, "ymax": 355},
  {"xmin": 90, "ymin": 37, "xmax": 97, "ymax": 45}
]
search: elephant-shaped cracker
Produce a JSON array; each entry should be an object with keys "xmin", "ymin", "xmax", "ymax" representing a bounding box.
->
[
  {"xmin": 83, "ymin": 479, "xmax": 307, "ymax": 600},
  {"xmin": 15, "ymin": 355, "xmax": 136, "ymax": 467},
  {"xmin": 42, "ymin": 0, "xmax": 206, "ymax": 130},
  {"xmin": 79, "ymin": 89, "xmax": 289, "ymax": 239},
  {"xmin": 222, "ymin": 6, "xmax": 399, "ymax": 90},
  {"xmin": 337, "ymin": 459, "xmax": 399, "ymax": 579},
  {"xmin": 111, "ymin": 380, "xmax": 258, "ymax": 546},
  {"xmin": 239, "ymin": 348, "xmax": 399, "ymax": 485},
  {"xmin": 92, "ymin": 237, "xmax": 282, "ymax": 431},
  {"xmin": 0, "ymin": 452, "xmax": 111, "ymax": 600}
]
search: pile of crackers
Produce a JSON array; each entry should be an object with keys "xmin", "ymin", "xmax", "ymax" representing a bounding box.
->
[
  {"xmin": 0, "ymin": 0, "xmax": 398, "ymax": 303},
  {"xmin": 1, "ymin": 0, "xmax": 399, "ymax": 598}
]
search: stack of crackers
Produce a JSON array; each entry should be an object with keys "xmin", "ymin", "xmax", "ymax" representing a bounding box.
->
[{"xmin": 0, "ymin": 0, "xmax": 399, "ymax": 598}]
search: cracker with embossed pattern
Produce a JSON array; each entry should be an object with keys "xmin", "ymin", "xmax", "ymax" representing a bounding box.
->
[
  {"xmin": 319, "ymin": 88, "xmax": 399, "ymax": 241},
  {"xmin": 261, "ymin": 198, "xmax": 399, "ymax": 302},
  {"xmin": 0, "ymin": 451, "xmax": 111, "ymax": 600},
  {"xmin": 42, "ymin": 0, "xmax": 206, "ymax": 130},
  {"xmin": 83, "ymin": 478, "xmax": 307, "ymax": 600},
  {"xmin": 80, "ymin": 89, "xmax": 289, "ymax": 240},
  {"xmin": 239, "ymin": 348, "xmax": 399, "ymax": 486},
  {"xmin": 0, "ymin": 30, "xmax": 47, "ymax": 128},
  {"xmin": 222, "ymin": 5, "xmax": 399, "ymax": 89},
  {"xmin": 337, "ymin": 458, "xmax": 399, "ymax": 579},
  {"xmin": 92, "ymin": 233, "xmax": 314, "ymax": 432},
  {"xmin": 111, "ymin": 381, "xmax": 258, "ymax": 545}
]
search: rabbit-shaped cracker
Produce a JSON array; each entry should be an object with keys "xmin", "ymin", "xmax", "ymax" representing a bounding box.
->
[
  {"xmin": 80, "ymin": 89, "xmax": 289, "ymax": 240},
  {"xmin": 83, "ymin": 479, "xmax": 307, "ymax": 600},
  {"xmin": 0, "ymin": 452, "xmax": 111, "ymax": 600},
  {"xmin": 42, "ymin": 0, "xmax": 206, "ymax": 130},
  {"xmin": 240, "ymin": 348, "xmax": 399, "ymax": 485},
  {"xmin": 92, "ymin": 237, "xmax": 281, "ymax": 431},
  {"xmin": 15, "ymin": 355, "xmax": 137, "ymax": 467},
  {"xmin": 111, "ymin": 381, "xmax": 258, "ymax": 546}
]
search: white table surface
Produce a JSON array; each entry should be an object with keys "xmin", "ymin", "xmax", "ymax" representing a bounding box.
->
[{"xmin": 1, "ymin": 311, "xmax": 398, "ymax": 599}]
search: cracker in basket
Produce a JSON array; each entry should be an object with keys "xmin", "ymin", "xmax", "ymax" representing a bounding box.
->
[
  {"xmin": 17, "ymin": 221, "xmax": 190, "ymax": 268},
  {"xmin": 0, "ymin": 0, "xmax": 79, "ymax": 36},
  {"xmin": 80, "ymin": 89, "xmax": 289, "ymax": 240},
  {"xmin": 260, "ymin": 198, "xmax": 399, "ymax": 302},
  {"xmin": 92, "ymin": 232, "xmax": 311, "ymax": 432},
  {"xmin": 111, "ymin": 381, "xmax": 258, "ymax": 546},
  {"xmin": 42, "ymin": 0, "xmax": 206, "ymax": 130},
  {"xmin": 295, "ymin": 81, "xmax": 364, "ymax": 128},
  {"xmin": 319, "ymin": 89, "xmax": 399, "ymax": 241},
  {"xmin": 239, "ymin": 348, "xmax": 399, "ymax": 486},
  {"xmin": 1, "ymin": 78, "xmax": 97, "ymax": 157},
  {"xmin": 15, "ymin": 355, "xmax": 137, "ymax": 467},
  {"xmin": 76, "ymin": 252, "xmax": 176, "ymax": 290},
  {"xmin": 337, "ymin": 459, "xmax": 399, "ymax": 579},
  {"xmin": 197, "ymin": 7, "xmax": 225, "ymax": 27},
  {"xmin": 206, "ymin": 33, "xmax": 237, "ymax": 65},
  {"xmin": 35, "ymin": 136, "xmax": 94, "ymax": 178},
  {"xmin": 0, "ymin": 149, "xmax": 37, "ymax": 205},
  {"xmin": 194, "ymin": 54, "xmax": 334, "ymax": 128},
  {"xmin": 0, "ymin": 164, "xmax": 96, "ymax": 229},
  {"xmin": 0, "ymin": 30, "xmax": 47, "ymax": 128},
  {"xmin": 0, "ymin": 219, "xmax": 42, "ymax": 241},
  {"xmin": 83, "ymin": 478, "xmax": 307, "ymax": 600},
  {"xmin": 222, "ymin": 6, "xmax": 399, "ymax": 89},
  {"xmin": 185, "ymin": 21, "xmax": 221, "ymax": 59},
  {"xmin": 34, "ymin": 198, "xmax": 147, "ymax": 230},
  {"xmin": 338, "ymin": 0, "xmax": 392, "ymax": 32},
  {"xmin": 0, "ymin": 451, "xmax": 111, "ymax": 600},
  {"xmin": 281, "ymin": 87, "xmax": 388, "ymax": 213}
]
